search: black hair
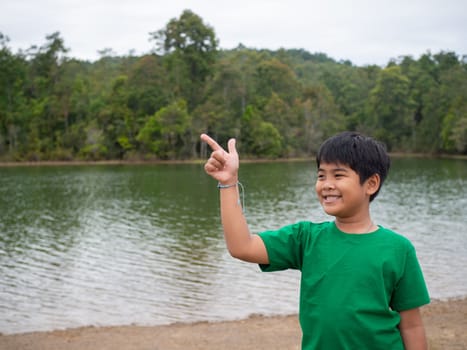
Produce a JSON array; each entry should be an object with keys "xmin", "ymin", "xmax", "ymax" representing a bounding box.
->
[{"xmin": 316, "ymin": 131, "xmax": 391, "ymax": 201}]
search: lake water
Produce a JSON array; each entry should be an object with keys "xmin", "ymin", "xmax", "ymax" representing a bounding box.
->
[{"xmin": 1, "ymin": 158, "xmax": 466, "ymax": 334}]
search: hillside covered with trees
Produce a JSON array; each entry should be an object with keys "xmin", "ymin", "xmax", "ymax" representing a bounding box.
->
[{"xmin": 1, "ymin": 10, "xmax": 466, "ymax": 161}]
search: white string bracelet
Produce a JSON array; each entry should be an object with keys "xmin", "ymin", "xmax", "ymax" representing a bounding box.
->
[
  {"xmin": 217, "ymin": 182, "xmax": 238, "ymax": 189},
  {"xmin": 217, "ymin": 181, "xmax": 245, "ymax": 212}
]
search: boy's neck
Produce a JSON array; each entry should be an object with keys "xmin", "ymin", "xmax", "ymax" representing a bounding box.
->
[{"xmin": 335, "ymin": 218, "xmax": 377, "ymax": 234}]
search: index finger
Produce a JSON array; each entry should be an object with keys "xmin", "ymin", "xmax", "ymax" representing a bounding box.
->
[{"xmin": 200, "ymin": 133, "xmax": 223, "ymax": 151}]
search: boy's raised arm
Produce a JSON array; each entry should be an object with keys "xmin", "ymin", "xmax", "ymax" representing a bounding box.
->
[{"xmin": 200, "ymin": 134, "xmax": 269, "ymax": 264}]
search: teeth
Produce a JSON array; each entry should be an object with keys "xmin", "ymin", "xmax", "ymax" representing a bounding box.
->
[{"xmin": 324, "ymin": 195, "xmax": 339, "ymax": 202}]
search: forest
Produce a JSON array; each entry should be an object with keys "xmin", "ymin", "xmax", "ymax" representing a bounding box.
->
[{"xmin": 1, "ymin": 9, "xmax": 466, "ymax": 162}]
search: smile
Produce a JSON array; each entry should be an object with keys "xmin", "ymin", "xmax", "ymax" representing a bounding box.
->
[{"xmin": 323, "ymin": 195, "xmax": 341, "ymax": 203}]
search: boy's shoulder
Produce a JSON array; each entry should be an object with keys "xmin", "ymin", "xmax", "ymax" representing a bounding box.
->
[
  {"xmin": 293, "ymin": 221, "xmax": 416, "ymax": 249},
  {"xmin": 268, "ymin": 221, "xmax": 415, "ymax": 247},
  {"xmin": 375, "ymin": 225, "xmax": 416, "ymax": 248}
]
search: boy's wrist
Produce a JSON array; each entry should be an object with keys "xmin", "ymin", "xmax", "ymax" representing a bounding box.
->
[
  {"xmin": 217, "ymin": 181, "xmax": 239, "ymax": 189},
  {"xmin": 218, "ymin": 176, "xmax": 238, "ymax": 187}
]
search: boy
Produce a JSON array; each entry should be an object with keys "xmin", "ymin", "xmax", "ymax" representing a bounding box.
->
[{"xmin": 200, "ymin": 131, "xmax": 430, "ymax": 349}]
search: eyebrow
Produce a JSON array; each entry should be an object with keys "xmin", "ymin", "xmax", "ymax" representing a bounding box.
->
[{"xmin": 318, "ymin": 167, "xmax": 349, "ymax": 172}]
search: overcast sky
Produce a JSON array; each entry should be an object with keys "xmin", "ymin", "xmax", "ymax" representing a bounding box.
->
[{"xmin": 1, "ymin": 0, "xmax": 466, "ymax": 66}]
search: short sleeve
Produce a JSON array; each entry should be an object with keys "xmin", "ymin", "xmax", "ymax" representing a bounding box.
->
[
  {"xmin": 258, "ymin": 222, "xmax": 304, "ymax": 272},
  {"xmin": 390, "ymin": 243, "xmax": 430, "ymax": 311}
]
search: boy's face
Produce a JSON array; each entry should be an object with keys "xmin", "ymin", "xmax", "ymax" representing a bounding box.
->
[{"xmin": 315, "ymin": 162, "xmax": 372, "ymax": 219}]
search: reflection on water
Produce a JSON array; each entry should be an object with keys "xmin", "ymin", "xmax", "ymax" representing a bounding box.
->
[{"xmin": 0, "ymin": 159, "xmax": 466, "ymax": 334}]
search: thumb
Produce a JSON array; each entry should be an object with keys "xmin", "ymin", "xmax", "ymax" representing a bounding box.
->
[{"xmin": 227, "ymin": 138, "xmax": 237, "ymax": 155}]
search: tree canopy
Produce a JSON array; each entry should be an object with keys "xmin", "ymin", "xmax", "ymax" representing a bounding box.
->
[{"xmin": 1, "ymin": 10, "xmax": 466, "ymax": 162}]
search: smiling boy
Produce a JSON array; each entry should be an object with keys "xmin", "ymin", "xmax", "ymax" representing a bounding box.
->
[{"xmin": 201, "ymin": 131, "xmax": 430, "ymax": 349}]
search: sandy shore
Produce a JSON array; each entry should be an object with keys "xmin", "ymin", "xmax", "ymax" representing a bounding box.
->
[{"xmin": 1, "ymin": 298, "xmax": 466, "ymax": 350}]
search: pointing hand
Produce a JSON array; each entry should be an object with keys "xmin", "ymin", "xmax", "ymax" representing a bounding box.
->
[{"xmin": 200, "ymin": 134, "xmax": 239, "ymax": 185}]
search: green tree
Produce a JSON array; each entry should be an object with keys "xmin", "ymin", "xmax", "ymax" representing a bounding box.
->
[
  {"xmin": 254, "ymin": 58, "xmax": 301, "ymax": 105},
  {"xmin": 262, "ymin": 92, "xmax": 297, "ymax": 155},
  {"xmin": 438, "ymin": 55, "xmax": 467, "ymax": 153},
  {"xmin": 195, "ymin": 48, "xmax": 264, "ymax": 155},
  {"xmin": 137, "ymin": 99, "xmax": 191, "ymax": 159},
  {"xmin": 251, "ymin": 121, "xmax": 283, "ymax": 157},
  {"xmin": 150, "ymin": 10, "xmax": 218, "ymax": 109},
  {"xmin": 97, "ymin": 75, "xmax": 135, "ymax": 158},
  {"xmin": 318, "ymin": 63, "xmax": 379, "ymax": 131},
  {"xmin": 126, "ymin": 55, "xmax": 169, "ymax": 119},
  {"xmin": 23, "ymin": 32, "xmax": 69, "ymax": 159},
  {"xmin": 367, "ymin": 66, "xmax": 414, "ymax": 150},
  {"xmin": 442, "ymin": 98, "xmax": 467, "ymax": 153},
  {"xmin": 240, "ymin": 105, "xmax": 283, "ymax": 157},
  {"xmin": 299, "ymin": 84, "xmax": 344, "ymax": 154},
  {"xmin": 0, "ymin": 33, "xmax": 28, "ymax": 158}
]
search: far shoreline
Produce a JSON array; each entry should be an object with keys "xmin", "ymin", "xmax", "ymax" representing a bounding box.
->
[{"xmin": 0, "ymin": 152, "xmax": 466, "ymax": 168}]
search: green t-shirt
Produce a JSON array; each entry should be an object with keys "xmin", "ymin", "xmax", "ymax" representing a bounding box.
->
[{"xmin": 259, "ymin": 221, "xmax": 430, "ymax": 350}]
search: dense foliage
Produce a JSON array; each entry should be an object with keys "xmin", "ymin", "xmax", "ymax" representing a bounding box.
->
[{"xmin": 1, "ymin": 10, "xmax": 466, "ymax": 161}]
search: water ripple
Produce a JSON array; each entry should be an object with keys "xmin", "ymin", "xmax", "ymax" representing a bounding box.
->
[{"xmin": 1, "ymin": 160, "xmax": 466, "ymax": 334}]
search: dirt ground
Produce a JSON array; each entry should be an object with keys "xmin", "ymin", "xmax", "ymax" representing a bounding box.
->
[{"xmin": 1, "ymin": 298, "xmax": 466, "ymax": 350}]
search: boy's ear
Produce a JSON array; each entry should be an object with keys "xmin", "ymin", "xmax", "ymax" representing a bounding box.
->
[{"xmin": 365, "ymin": 173, "xmax": 381, "ymax": 196}]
